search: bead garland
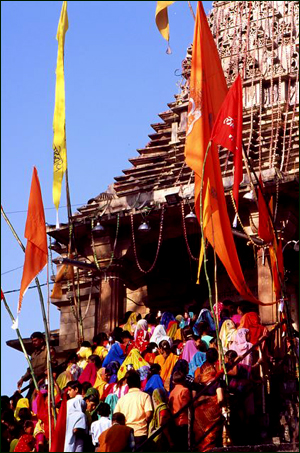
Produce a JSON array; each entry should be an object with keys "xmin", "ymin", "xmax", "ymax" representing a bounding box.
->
[
  {"xmin": 180, "ymin": 200, "xmax": 199, "ymax": 261},
  {"xmin": 130, "ymin": 208, "xmax": 164, "ymax": 274},
  {"xmin": 91, "ymin": 214, "xmax": 120, "ymax": 272}
]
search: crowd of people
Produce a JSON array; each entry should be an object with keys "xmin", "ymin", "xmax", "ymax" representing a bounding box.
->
[{"xmin": 1, "ymin": 300, "xmax": 298, "ymax": 452}]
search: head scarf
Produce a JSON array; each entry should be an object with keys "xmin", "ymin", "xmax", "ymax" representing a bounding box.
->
[
  {"xmin": 230, "ymin": 328, "xmax": 253, "ymax": 366},
  {"xmin": 102, "ymin": 343, "xmax": 125, "ymax": 367},
  {"xmin": 238, "ymin": 312, "xmax": 266, "ymax": 345},
  {"xmin": 14, "ymin": 434, "xmax": 35, "ymax": 452},
  {"xmin": 182, "ymin": 339, "xmax": 198, "ymax": 362},
  {"xmin": 150, "ymin": 325, "xmax": 167, "ymax": 346},
  {"xmin": 93, "ymin": 368, "xmax": 109, "ymax": 399},
  {"xmin": 84, "ymin": 387, "xmax": 99, "ymax": 399},
  {"xmin": 166, "ymin": 321, "xmax": 178, "ymax": 339},
  {"xmin": 175, "ymin": 314, "xmax": 185, "ymax": 329},
  {"xmin": 123, "ymin": 312, "xmax": 137, "ymax": 334},
  {"xmin": 14, "ymin": 398, "xmax": 30, "ymax": 421},
  {"xmin": 77, "ymin": 346, "xmax": 92, "ymax": 370},
  {"xmin": 188, "ymin": 351, "xmax": 207, "ymax": 377},
  {"xmin": 213, "ymin": 302, "xmax": 224, "ymax": 323},
  {"xmin": 78, "ymin": 361, "xmax": 97, "ymax": 386},
  {"xmin": 117, "ymin": 348, "xmax": 150, "ymax": 381},
  {"xmin": 134, "ymin": 319, "xmax": 148, "ymax": 341},
  {"xmin": 152, "ymin": 387, "xmax": 168, "ymax": 410},
  {"xmin": 219, "ymin": 319, "xmax": 237, "ymax": 351},
  {"xmin": 193, "ymin": 308, "xmax": 216, "ymax": 335},
  {"xmin": 160, "ymin": 312, "xmax": 175, "ymax": 331},
  {"xmin": 169, "ymin": 359, "xmax": 189, "ymax": 392},
  {"xmin": 105, "ymin": 361, "xmax": 120, "ymax": 383},
  {"xmin": 144, "ymin": 374, "xmax": 165, "ymax": 396}
]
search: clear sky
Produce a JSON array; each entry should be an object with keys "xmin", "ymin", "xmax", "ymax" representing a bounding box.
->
[{"xmin": 1, "ymin": 1, "xmax": 212, "ymax": 397}]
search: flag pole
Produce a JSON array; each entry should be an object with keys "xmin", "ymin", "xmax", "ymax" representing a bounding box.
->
[
  {"xmin": 198, "ymin": 141, "xmax": 228, "ymax": 385},
  {"xmin": 1, "ymin": 206, "xmax": 57, "ymax": 425},
  {"xmin": 187, "ymin": 1, "xmax": 196, "ymax": 20},
  {"xmin": 1, "ymin": 291, "xmax": 39, "ymax": 391}
]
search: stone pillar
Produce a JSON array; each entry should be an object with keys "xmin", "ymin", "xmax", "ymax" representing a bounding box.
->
[
  {"xmin": 95, "ymin": 270, "xmax": 125, "ymax": 334},
  {"xmin": 257, "ymin": 248, "xmax": 278, "ymax": 326}
]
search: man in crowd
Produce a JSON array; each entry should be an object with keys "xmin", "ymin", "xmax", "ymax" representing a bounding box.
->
[
  {"xmin": 17, "ymin": 332, "xmax": 48, "ymax": 392},
  {"xmin": 97, "ymin": 412, "xmax": 135, "ymax": 452},
  {"xmin": 114, "ymin": 370, "xmax": 153, "ymax": 450}
]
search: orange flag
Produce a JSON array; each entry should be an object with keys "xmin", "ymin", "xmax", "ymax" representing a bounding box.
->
[
  {"xmin": 185, "ymin": 2, "xmax": 263, "ymax": 305},
  {"xmin": 18, "ymin": 168, "xmax": 48, "ymax": 313}
]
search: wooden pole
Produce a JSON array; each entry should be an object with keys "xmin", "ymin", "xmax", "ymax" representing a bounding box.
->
[
  {"xmin": 1, "ymin": 206, "xmax": 57, "ymax": 426},
  {"xmin": 1, "ymin": 292, "xmax": 39, "ymax": 391}
]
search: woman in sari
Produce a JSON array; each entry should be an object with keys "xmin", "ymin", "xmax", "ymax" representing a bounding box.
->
[
  {"xmin": 154, "ymin": 340, "xmax": 178, "ymax": 392},
  {"xmin": 92, "ymin": 332, "xmax": 109, "ymax": 362},
  {"xmin": 230, "ymin": 328, "xmax": 253, "ymax": 366},
  {"xmin": 238, "ymin": 311, "xmax": 266, "ymax": 345},
  {"xmin": 134, "ymin": 319, "xmax": 150, "ymax": 353},
  {"xmin": 102, "ymin": 342, "xmax": 125, "ymax": 367},
  {"xmin": 182, "ymin": 339, "xmax": 199, "ymax": 362},
  {"xmin": 145, "ymin": 363, "xmax": 164, "ymax": 395},
  {"xmin": 117, "ymin": 348, "xmax": 150, "ymax": 381},
  {"xmin": 150, "ymin": 325, "xmax": 170, "ymax": 347},
  {"xmin": 160, "ymin": 312, "xmax": 175, "ymax": 332},
  {"xmin": 122, "ymin": 312, "xmax": 138, "ymax": 335},
  {"xmin": 93, "ymin": 368, "xmax": 110, "ymax": 400},
  {"xmin": 148, "ymin": 388, "xmax": 174, "ymax": 451},
  {"xmin": 219, "ymin": 319, "xmax": 237, "ymax": 352},
  {"xmin": 193, "ymin": 348, "xmax": 224, "ymax": 452}
]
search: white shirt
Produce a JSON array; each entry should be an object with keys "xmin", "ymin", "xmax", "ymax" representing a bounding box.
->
[{"xmin": 90, "ymin": 417, "xmax": 112, "ymax": 446}]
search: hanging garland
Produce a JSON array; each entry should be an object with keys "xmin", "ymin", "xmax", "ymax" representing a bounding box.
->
[
  {"xmin": 130, "ymin": 208, "xmax": 164, "ymax": 274},
  {"xmin": 91, "ymin": 213, "xmax": 120, "ymax": 271},
  {"xmin": 180, "ymin": 200, "xmax": 199, "ymax": 261}
]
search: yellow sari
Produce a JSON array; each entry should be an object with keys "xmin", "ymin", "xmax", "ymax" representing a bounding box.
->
[
  {"xmin": 117, "ymin": 348, "xmax": 149, "ymax": 380},
  {"xmin": 94, "ymin": 345, "xmax": 108, "ymax": 361},
  {"xmin": 93, "ymin": 367, "xmax": 107, "ymax": 399}
]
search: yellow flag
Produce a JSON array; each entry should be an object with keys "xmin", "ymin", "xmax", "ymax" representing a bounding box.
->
[
  {"xmin": 53, "ymin": 1, "xmax": 68, "ymax": 211},
  {"xmin": 155, "ymin": 1, "xmax": 175, "ymax": 42}
]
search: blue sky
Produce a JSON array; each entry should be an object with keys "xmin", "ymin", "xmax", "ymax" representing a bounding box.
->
[{"xmin": 1, "ymin": 1, "xmax": 212, "ymax": 397}]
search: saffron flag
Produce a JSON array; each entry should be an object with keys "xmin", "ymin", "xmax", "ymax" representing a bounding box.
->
[
  {"xmin": 155, "ymin": 1, "xmax": 175, "ymax": 42},
  {"xmin": 211, "ymin": 74, "xmax": 243, "ymax": 211},
  {"xmin": 18, "ymin": 168, "xmax": 48, "ymax": 313},
  {"xmin": 184, "ymin": 2, "xmax": 263, "ymax": 305},
  {"xmin": 53, "ymin": 1, "xmax": 68, "ymax": 212}
]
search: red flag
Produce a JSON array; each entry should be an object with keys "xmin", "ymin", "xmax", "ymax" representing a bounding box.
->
[
  {"xmin": 258, "ymin": 175, "xmax": 274, "ymax": 244},
  {"xmin": 18, "ymin": 168, "xmax": 48, "ymax": 313},
  {"xmin": 1, "ymin": 289, "xmax": 4, "ymax": 300},
  {"xmin": 211, "ymin": 74, "xmax": 243, "ymax": 211},
  {"xmin": 184, "ymin": 2, "xmax": 265, "ymax": 305}
]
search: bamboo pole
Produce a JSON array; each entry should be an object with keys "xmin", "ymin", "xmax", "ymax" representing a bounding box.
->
[
  {"xmin": 187, "ymin": 1, "xmax": 196, "ymax": 20},
  {"xmin": 198, "ymin": 141, "xmax": 228, "ymax": 385},
  {"xmin": 1, "ymin": 292, "xmax": 39, "ymax": 391},
  {"xmin": 1, "ymin": 206, "xmax": 57, "ymax": 426}
]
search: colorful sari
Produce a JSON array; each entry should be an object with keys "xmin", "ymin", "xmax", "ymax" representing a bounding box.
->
[
  {"xmin": 166, "ymin": 321, "xmax": 178, "ymax": 339},
  {"xmin": 148, "ymin": 388, "xmax": 171, "ymax": 451},
  {"xmin": 93, "ymin": 345, "xmax": 108, "ymax": 361},
  {"xmin": 193, "ymin": 362, "xmax": 223, "ymax": 452},
  {"xmin": 219, "ymin": 319, "xmax": 237, "ymax": 352},
  {"xmin": 78, "ymin": 362, "xmax": 97, "ymax": 386},
  {"xmin": 230, "ymin": 328, "xmax": 253, "ymax": 366},
  {"xmin": 238, "ymin": 312, "xmax": 266, "ymax": 345},
  {"xmin": 122, "ymin": 312, "xmax": 137, "ymax": 335},
  {"xmin": 93, "ymin": 368, "xmax": 108, "ymax": 399},
  {"xmin": 102, "ymin": 343, "xmax": 125, "ymax": 367},
  {"xmin": 154, "ymin": 352, "xmax": 178, "ymax": 392},
  {"xmin": 182, "ymin": 339, "xmax": 199, "ymax": 362},
  {"xmin": 134, "ymin": 320, "xmax": 150, "ymax": 353},
  {"xmin": 117, "ymin": 348, "xmax": 150, "ymax": 380}
]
